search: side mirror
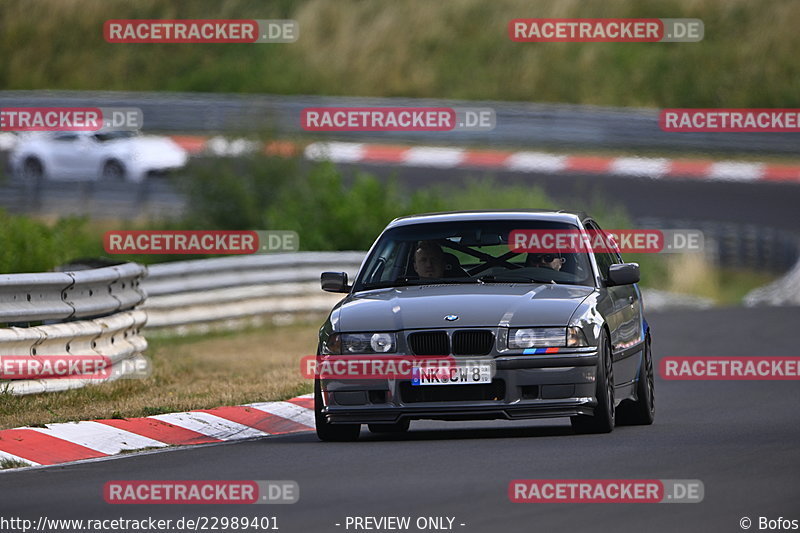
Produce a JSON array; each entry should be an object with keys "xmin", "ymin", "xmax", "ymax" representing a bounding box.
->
[
  {"xmin": 321, "ymin": 271, "xmax": 351, "ymax": 293},
  {"xmin": 607, "ymin": 263, "xmax": 640, "ymax": 286}
]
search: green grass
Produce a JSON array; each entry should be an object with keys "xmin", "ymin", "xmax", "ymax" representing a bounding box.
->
[
  {"xmin": 0, "ymin": 320, "xmax": 320, "ymax": 429},
  {"xmin": 1, "ymin": 0, "xmax": 798, "ymax": 107},
  {"xmin": 699, "ymin": 268, "xmax": 778, "ymax": 306},
  {"xmin": 0, "ymin": 458, "xmax": 30, "ymax": 470}
]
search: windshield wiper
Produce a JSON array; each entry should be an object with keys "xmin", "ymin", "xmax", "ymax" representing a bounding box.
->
[
  {"xmin": 362, "ymin": 277, "xmax": 480, "ymax": 290},
  {"xmin": 361, "ymin": 278, "xmax": 418, "ymax": 289},
  {"xmin": 476, "ymin": 274, "xmax": 552, "ymax": 284}
]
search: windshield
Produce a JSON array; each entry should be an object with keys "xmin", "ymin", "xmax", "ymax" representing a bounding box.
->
[{"xmin": 354, "ymin": 219, "xmax": 595, "ymax": 290}]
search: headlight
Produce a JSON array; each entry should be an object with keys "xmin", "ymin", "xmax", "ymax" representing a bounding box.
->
[
  {"xmin": 325, "ymin": 333, "xmax": 397, "ymax": 354},
  {"xmin": 322, "ymin": 333, "xmax": 342, "ymax": 355},
  {"xmin": 369, "ymin": 333, "xmax": 395, "ymax": 353},
  {"xmin": 566, "ymin": 326, "xmax": 589, "ymax": 347},
  {"xmin": 508, "ymin": 327, "xmax": 565, "ymax": 349}
]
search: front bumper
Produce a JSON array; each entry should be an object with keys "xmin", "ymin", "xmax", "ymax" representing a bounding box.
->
[{"xmin": 320, "ymin": 350, "xmax": 599, "ymax": 424}]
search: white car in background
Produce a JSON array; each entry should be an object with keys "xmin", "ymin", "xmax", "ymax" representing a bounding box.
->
[
  {"xmin": 0, "ymin": 132, "xmax": 18, "ymax": 151},
  {"xmin": 9, "ymin": 130, "xmax": 188, "ymax": 183}
]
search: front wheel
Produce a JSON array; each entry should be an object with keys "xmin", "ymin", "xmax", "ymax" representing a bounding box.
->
[
  {"xmin": 101, "ymin": 160, "xmax": 126, "ymax": 181},
  {"xmin": 571, "ymin": 329, "xmax": 615, "ymax": 434},
  {"xmin": 22, "ymin": 157, "xmax": 45, "ymax": 182},
  {"xmin": 616, "ymin": 332, "xmax": 655, "ymax": 426},
  {"xmin": 314, "ymin": 379, "xmax": 360, "ymax": 442}
]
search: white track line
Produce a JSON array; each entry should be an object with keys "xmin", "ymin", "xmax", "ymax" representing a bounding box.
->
[
  {"xmin": 149, "ymin": 411, "xmax": 269, "ymax": 440},
  {"xmin": 609, "ymin": 157, "xmax": 670, "ymax": 178},
  {"xmin": 304, "ymin": 142, "xmax": 365, "ymax": 163},
  {"xmin": 504, "ymin": 152, "xmax": 567, "ymax": 173},
  {"xmin": 27, "ymin": 421, "xmax": 168, "ymax": 455},
  {"xmin": 401, "ymin": 147, "xmax": 465, "ymax": 168},
  {"xmin": 246, "ymin": 401, "xmax": 315, "ymax": 429},
  {"xmin": 708, "ymin": 162, "xmax": 764, "ymax": 181}
]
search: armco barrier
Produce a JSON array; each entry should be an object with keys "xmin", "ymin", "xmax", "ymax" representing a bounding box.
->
[
  {"xmin": 0, "ymin": 90, "xmax": 796, "ymax": 154},
  {"xmin": 138, "ymin": 251, "xmax": 722, "ymax": 334},
  {"xmin": 0, "ymin": 263, "xmax": 148, "ymax": 395},
  {"xmin": 0, "ymin": 263, "xmax": 146, "ymax": 324},
  {"xmin": 142, "ymin": 252, "xmax": 365, "ymax": 334}
]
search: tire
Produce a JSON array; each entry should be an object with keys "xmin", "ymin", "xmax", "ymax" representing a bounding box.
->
[
  {"xmin": 22, "ymin": 158, "xmax": 44, "ymax": 182},
  {"xmin": 314, "ymin": 378, "xmax": 360, "ymax": 442},
  {"xmin": 571, "ymin": 329, "xmax": 615, "ymax": 434},
  {"xmin": 616, "ymin": 332, "xmax": 655, "ymax": 426},
  {"xmin": 102, "ymin": 160, "xmax": 126, "ymax": 181},
  {"xmin": 368, "ymin": 419, "xmax": 410, "ymax": 434}
]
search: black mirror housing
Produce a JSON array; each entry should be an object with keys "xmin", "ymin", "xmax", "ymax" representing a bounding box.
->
[
  {"xmin": 321, "ymin": 271, "xmax": 351, "ymax": 293},
  {"xmin": 607, "ymin": 263, "xmax": 640, "ymax": 286}
]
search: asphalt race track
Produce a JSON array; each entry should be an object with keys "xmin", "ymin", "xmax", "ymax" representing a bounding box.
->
[
  {"xmin": 3, "ymin": 159, "xmax": 800, "ymax": 234},
  {"xmin": 2, "ymin": 306, "xmax": 799, "ymax": 532},
  {"xmin": 335, "ymin": 162, "xmax": 800, "ymax": 235}
]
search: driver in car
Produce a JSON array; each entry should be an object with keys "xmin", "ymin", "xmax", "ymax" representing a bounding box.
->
[
  {"xmin": 413, "ymin": 241, "xmax": 446, "ymax": 278},
  {"xmin": 530, "ymin": 253, "xmax": 565, "ymax": 271}
]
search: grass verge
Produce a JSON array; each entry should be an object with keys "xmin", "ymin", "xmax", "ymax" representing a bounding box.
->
[
  {"xmin": 638, "ymin": 252, "xmax": 778, "ymax": 306},
  {"xmin": 0, "ymin": 458, "xmax": 30, "ymax": 470},
  {"xmin": 0, "ymin": 320, "xmax": 320, "ymax": 430},
  {"xmin": 2, "ymin": 0, "xmax": 798, "ymax": 108}
]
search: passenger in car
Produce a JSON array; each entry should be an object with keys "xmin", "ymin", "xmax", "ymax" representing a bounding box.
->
[{"xmin": 528, "ymin": 253, "xmax": 566, "ymax": 271}]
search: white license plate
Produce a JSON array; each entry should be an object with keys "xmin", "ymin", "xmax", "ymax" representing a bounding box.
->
[{"xmin": 411, "ymin": 362, "xmax": 493, "ymax": 386}]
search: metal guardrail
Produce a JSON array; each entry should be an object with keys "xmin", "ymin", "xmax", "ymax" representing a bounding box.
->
[
  {"xmin": 142, "ymin": 253, "xmax": 364, "ymax": 333},
  {"xmin": 637, "ymin": 218, "xmax": 800, "ymax": 273},
  {"xmin": 0, "ymin": 263, "xmax": 147, "ymax": 324},
  {"xmin": 138, "ymin": 251, "xmax": 725, "ymax": 334},
  {"xmin": 0, "ymin": 90, "xmax": 796, "ymax": 154},
  {"xmin": 0, "ymin": 263, "xmax": 148, "ymax": 395}
]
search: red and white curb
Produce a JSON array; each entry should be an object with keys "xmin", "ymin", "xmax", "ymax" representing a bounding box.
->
[
  {"xmin": 0, "ymin": 394, "xmax": 314, "ymax": 468},
  {"xmin": 168, "ymin": 135, "xmax": 800, "ymax": 184},
  {"xmin": 301, "ymin": 142, "xmax": 800, "ymax": 183}
]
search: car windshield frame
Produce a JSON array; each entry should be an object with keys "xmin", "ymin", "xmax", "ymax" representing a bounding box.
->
[{"xmin": 352, "ymin": 218, "xmax": 597, "ymax": 292}]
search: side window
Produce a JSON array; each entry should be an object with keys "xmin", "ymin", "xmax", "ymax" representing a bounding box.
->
[
  {"xmin": 52, "ymin": 133, "xmax": 78, "ymax": 142},
  {"xmin": 586, "ymin": 221, "xmax": 619, "ymax": 280}
]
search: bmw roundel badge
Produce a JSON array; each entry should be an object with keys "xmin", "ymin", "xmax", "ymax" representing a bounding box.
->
[{"xmin": 444, "ymin": 314, "xmax": 459, "ymax": 321}]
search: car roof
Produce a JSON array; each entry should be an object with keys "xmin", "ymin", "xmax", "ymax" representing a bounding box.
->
[{"xmin": 386, "ymin": 210, "xmax": 589, "ymax": 229}]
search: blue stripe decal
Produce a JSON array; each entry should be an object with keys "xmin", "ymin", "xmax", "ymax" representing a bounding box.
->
[{"xmin": 523, "ymin": 348, "xmax": 544, "ymax": 355}]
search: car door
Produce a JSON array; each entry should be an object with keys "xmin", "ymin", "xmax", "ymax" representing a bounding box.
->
[
  {"xmin": 587, "ymin": 221, "xmax": 641, "ymax": 386},
  {"xmin": 47, "ymin": 132, "xmax": 83, "ymax": 179},
  {"xmin": 72, "ymin": 133, "xmax": 102, "ymax": 179}
]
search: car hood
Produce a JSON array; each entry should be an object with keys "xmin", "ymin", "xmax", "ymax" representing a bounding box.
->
[{"xmin": 336, "ymin": 283, "xmax": 594, "ymax": 331}]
